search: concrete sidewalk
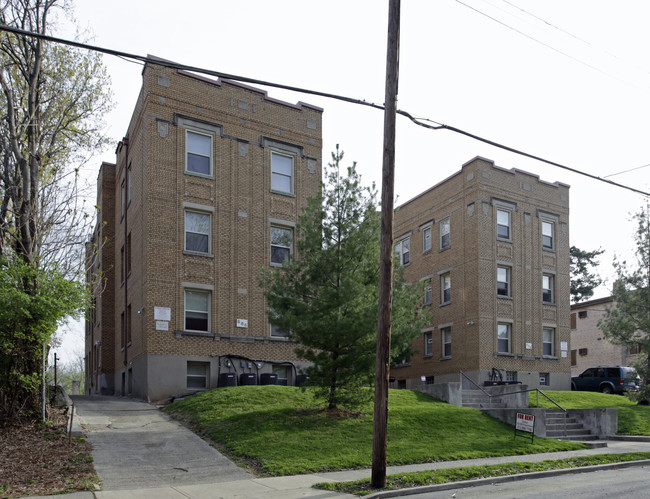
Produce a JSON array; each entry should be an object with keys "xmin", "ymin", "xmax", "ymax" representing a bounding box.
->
[{"xmin": 42, "ymin": 397, "xmax": 650, "ymax": 499}]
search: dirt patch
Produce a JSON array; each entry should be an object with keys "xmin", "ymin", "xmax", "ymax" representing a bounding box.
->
[{"xmin": 0, "ymin": 407, "xmax": 100, "ymax": 498}]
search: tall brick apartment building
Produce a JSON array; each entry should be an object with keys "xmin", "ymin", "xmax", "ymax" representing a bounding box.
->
[
  {"xmin": 86, "ymin": 60, "xmax": 322, "ymax": 400},
  {"xmin": 390, "ymin": 157, "xmax": 572, "ymax": 391}
]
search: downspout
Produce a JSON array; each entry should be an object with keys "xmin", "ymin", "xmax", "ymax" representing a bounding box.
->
[{"xmin": 122, "ymin": 137, "xmax": 129, "ymax": 380}]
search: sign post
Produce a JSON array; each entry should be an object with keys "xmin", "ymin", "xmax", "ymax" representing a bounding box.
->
[{"xmin": 515, "ymin": 412, "xmax": 535, "ymax": 442}]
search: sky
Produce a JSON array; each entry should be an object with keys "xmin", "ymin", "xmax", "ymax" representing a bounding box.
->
[{"xmin": 53, "ymin": 0, "xmax": 650, "ymax": 365}]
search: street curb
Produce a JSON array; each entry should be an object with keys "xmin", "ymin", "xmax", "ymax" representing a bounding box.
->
[{"xmin": 365, "ymin": 459, "xmax": 650, "ymax": 498}]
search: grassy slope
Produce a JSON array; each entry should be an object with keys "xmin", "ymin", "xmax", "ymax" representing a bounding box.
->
[
  {"xmin": 165, "ymin": 386, "xmax": 585, "ymax": 476},
  {"xmin": 529, "ymin": 390, "xmax": 650, "ymax": 435}
]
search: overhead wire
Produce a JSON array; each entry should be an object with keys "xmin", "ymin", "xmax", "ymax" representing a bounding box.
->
[{"xmin": 1, "ymin": 23, "xmax": 648, "ymax": 198}]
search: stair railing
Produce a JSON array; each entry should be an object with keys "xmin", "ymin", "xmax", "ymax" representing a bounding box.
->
[{"xmin": 459, "ymin": 371, "xmax": 493, "ymax": 408}]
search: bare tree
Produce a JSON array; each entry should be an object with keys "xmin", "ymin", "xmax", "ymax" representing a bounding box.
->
[{"xmin": 0, "ymin": 0, "xmax": 112, "ymax": 421}]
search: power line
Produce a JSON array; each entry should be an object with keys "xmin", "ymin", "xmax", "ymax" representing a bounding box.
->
[
  {"xmin": 604, "ymin": 163, "xmax": 650, "ymax": 179},
  {"xmin": 1, "ymin": 23, "xmax": 648, "ymax": 198}
]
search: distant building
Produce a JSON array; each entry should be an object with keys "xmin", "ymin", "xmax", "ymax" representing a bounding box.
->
[
  {"xmin": 86, "ymin": 60, "xmax": 322, "ymax": 400},
  {"xmin": 390, "ymin": 157, "xmax": 572, "ymax": 390},
  {"xmin": 570, "ymin": 296, "xmax": 642, "ymax": 375}
]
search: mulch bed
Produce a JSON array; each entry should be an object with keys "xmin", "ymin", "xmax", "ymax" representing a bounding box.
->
[{"xmin": 0, "ymin": 407, "xmax": 99, "ymax": 498}]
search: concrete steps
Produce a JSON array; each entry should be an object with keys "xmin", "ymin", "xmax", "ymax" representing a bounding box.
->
[
  {"xmin": 545, "ymin": 410, "xmax": 598, "ymax": 440},
  {"xmin": 461, "ymin": 390, "xmax": 506, "ymax": 409}
]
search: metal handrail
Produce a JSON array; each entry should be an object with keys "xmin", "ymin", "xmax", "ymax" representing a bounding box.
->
[{"xmin": 459, "ymin": 371, "xmax": 493, "ymax": 408}]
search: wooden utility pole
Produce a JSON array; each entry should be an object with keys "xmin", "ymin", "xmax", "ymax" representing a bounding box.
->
[{"xmin": 371, "ymin": 0, "xmax": 400, "ymax": 489}]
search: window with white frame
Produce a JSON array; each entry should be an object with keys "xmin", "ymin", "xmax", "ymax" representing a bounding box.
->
[
  {"xmin": 270, "ymin": 324, "xmax": 290, "ymax": 338},
  {"xmin": 539, "ymin": 372, "xmax": 550, "ymax": 386},
  {"xmin": 270, "ymin": 226, "xmax": 293, "ymax": 265},
  {"xmin": 496, "ymin": 209, "xmax": 511, "ymax": 240},
  {"xmin": 185, "ymin": 289, "xmax": 210, "ymax": 332},
  {"xmin": 543, "ymin": 327, "xmax": 555, "ymax": 356},
  {"xmin": 424, "ymin": 278, "xmax": 432, "ymax": 305},
  {"xmin": 187, "ymin": 361, "xmax": 209, "ymax": 389},
  {"xmin": 422, "ymin": 226, "xmax": 432, "ymax": 252},
  {"xmin": 271, "ymin": 152, "xmax": 294, "ymax": 194},
  {"xmin": 542, "ymin": 274, "xmax": 554, "ymax": 303},
  {"xmin": 440, "ymin": 218, "xmax": 450, "ymax": 250},
  {"xmin": 440, "ymin": 273, "xmax": 451, "ymax": 304},
  {"xmin": 542, "ymin": 220, "xmax": 554, "ymax": 250},
  {"xmin": 185, "ymin": 211, "xmax": 211, "ymax": 254},
  {"xmin": 441, "ymin": 326, "xmax": 452, "ymax": 357},
  {"xmin": 395, "ymin": 238, "xmax": 410, "ymax": 265},
  {"xmin": 497, "ymin": 323, "xmax": 511, "ymax": 353},
  {"xmin": 424, "ymin": 331, "xmax": 433, "ymax": 356},
  {"xmin": 186, "ymin": 130, "xmax": 212, "ymax": 176},
  {"xmin": 497, "ymin": 266, "xmax": 511, "ymax": 297}
]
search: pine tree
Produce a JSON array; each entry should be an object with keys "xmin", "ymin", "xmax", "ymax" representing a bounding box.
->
[{"xmin": 261, "ymin": 147, "xmax": 428, "ymax": 410}]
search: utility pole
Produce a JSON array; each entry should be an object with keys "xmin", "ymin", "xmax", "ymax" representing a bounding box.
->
[{"xmin": 372, "ymin": 0, "xmax": 400, "ymax": 489}]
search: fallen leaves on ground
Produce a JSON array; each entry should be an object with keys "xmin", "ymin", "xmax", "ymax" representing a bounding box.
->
[{"xmin": 0, "ymin": 407, "xmax": 99, "ymax": 498}]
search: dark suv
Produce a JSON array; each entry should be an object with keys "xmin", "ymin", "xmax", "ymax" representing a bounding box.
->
[{"xmin": 571, "ymin": 366, "xmax": 640, "ymax": 394}]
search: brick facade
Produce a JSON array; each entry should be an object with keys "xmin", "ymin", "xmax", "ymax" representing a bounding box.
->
[
  {"xmin": 390, "ymin": 157, "xmax": 572, "ymax": 390},
  {"xmin": 86, "ymin": 61, "xmax": 322, "ymax": 400},
  {"xmin": 570, "ymin": 297, "xmax": 641, "ymax": 375}
]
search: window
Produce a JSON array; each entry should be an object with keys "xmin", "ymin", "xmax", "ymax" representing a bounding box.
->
[
  {"xmin": 187, "ymin": 362, "xmax": 209, "ymax": 389},
  {"xmin": 186, "ymin": 130, "xmax": 212, "ymax": 175},
  {"xmin": 578, "ymin": 310, "xmax": 588, "ymax": 319},
  {"xmin": 542, "ymin": 220, "xmax": 554, "ymax": 250},
  {"xmin": 120, "ymin": 245, "xmax": 125, "ymax": 283},
  {"xmin": 543, "ymin": 327, "xmax": 555, "ymax": 356},
  {"xmin": 578, "ymin": 348, "xmax": 588, "ymax": 356},
  {"xmin": 395, "ymin": 238, "xmax": 410, "ymax": 265},
  {"xmin": 497, "ymin": 266, "xmax": 510, "ymax": 297},
  {"xmin": 423, "ymin": 278, "xmax": 432, "ymax": 305},
  {"xmin": 270, "ymin": 324, "xmax": 290, "ymax": 338},
  {"xmin": 126, "ymin": 233, "xmax": 131, "ymax": 276},
  {"xmin": 127, "ymin": 163, "xmax": 132, "ymax": 205},
  {"xmin": 441, "ymin": 327, "xmax": 452, "ymax": 358},
  {"xmin": 539, "ymin": 373, "xmax": 549, "ymax": 386},
  {"xmin": 542, "ymin": 274, "xmax": 554, "ymax": 303},
  {"xmin": 424, "ymin": 332, "xmax": 433, "ymax": 356},
  {"xmin": 497, "ymin": 209, "xmax": 511, "ymax": 239},
  {"xmin": 185, "ymin": 211, "xmax": 211, "ymax": 254},
  {"xmin": 126, "ymin": 304, "xmax": 132, "ymax": 345},
  {"xmin": 425, "ymin": 376, "xmax": 435, "ymax": 385},
  {"xmin": 185, "ymin": 289, "xmax": 210, "ymax": 332},
  {"xmin": 497, "ymin": 323, "xmax": 511, "ymax": 353},
  {"xmin": 506, "ymin": 371, "xmax": 517, "ymax": 382},
  {"xmin": 440, "ymin": 273, "xmax": 451, "ymax": 304},
  {"xmin": 271, "ymin": 152, "xmax": 294, "ymax": 194},
  {"xmin": 270, "ymin": 226, "xmax": 293, "ymax": 265},
  {"xmin": 120, "ymin": 178, "xmax": 126, "ymax": 219},
  {"xmin": 440, "ymin": 218, "xmax": 450, "ymax": 250},
  {"xmin": 120, "ymin": 311, "xmax": 125, "ymax": 349},
  {"xmin": 628, "ymin": 343, "xmax": 642, "ymax": 355},
  {"xmin": 422, "ymin": 226, "xmax": 431, "ymax": 252}
]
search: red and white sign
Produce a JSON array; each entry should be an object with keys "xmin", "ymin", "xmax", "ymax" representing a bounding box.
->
[{"xmin": 516, "ymin": 412, "xmax": 535, "ymax": 433}]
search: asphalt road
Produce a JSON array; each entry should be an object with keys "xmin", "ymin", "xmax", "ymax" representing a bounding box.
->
[
  {"xmin": 72, "ymin": 396, "xmax": 252, "ymax": 490},
  {"xmin": 404, "ymin": 465, "xmax": 650, "ymax": 498}
]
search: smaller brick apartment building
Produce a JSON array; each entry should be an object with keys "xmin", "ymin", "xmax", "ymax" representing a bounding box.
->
[
  {"xmin": 570, "ymin": 296, "xmax": 642, "ymax": 376},
  {"xmin": 86, "ymin": 59, "xmax": 322, "ymax": 400},
  {"xmin": 390, "ymin": 157, "xmax": 572, "ymax": 390}
]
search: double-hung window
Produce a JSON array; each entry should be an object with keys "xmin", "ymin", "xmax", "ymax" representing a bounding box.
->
[
  {"xmin": 440, "ymin": 218, "xmax": 450, "ymax": 250},
  {"xmin": 186, "ymin": 130, "xmax": 212, "ymax": 176},
  {"xmin": 440, "ymin": 273, "xmax": 451, "ymax": 304},
  {"xmin": 441, "ymin": 327, "xmax": 452, "ymax": 357},
  {"xmin": 422, "ymin": 226, "xmax": 432, "ymax": 252},
  {"xmin": 497, "ymin": 323, "xmax": 511, "ymax": 353},
  {"xmin": 543, "ymin": 327, "xmax": 555, "ymax": 356},
  {"xmin": 542, "ymin": 220, "xmax": 554, "ymax": 250},
  {"xmin": 185, "ymin": 289, "xmax": 210, "ymax": 332},
  {"xmin": 185, "ymin": 211, "xmax": 211, "ymax": 254},
  {"xmin": 271, "ymin": 226, "xmax": 293, "ymax": 265},
  {"xmin": 395, "ymin": 238, "xmax": 410, "ymax": 265},
  {"xmin": 424, "ymin": 331, "xmax": 433, "ymax": 356},
  {"xmin": 542, "ymin": 274, "xmax": 554, "ymax": 303},
  {"xmin": 497, "ymin": 266, "xmax": 511, "ymax": 297},
  {"xmin": 271, "ymin": 152, "xmax": 294, "ymax": 194},
  {"xmin": 497, "ymin": 209, "xmax": 511, "ymax": 240},
  {"xmin": 187, "ymin": 362, "xmax": 209, "ymax": 389},
  {"xmin": 270, "ymin": 324, "xmax": 290, "ymax": 338},
  {"xmin": 423, "ymin": 278, "xmax": 433, "ymax": 305}
]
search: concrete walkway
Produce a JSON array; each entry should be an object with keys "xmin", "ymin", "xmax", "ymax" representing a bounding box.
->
[{"xmin": 43, "ymin": 396, "xmax": 650, "ymax": 499}]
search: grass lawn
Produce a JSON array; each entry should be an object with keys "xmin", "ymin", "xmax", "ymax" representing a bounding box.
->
[
  {"xmin": 164, "ymin": 386, "xmax": 586, "ymax": 476},
  {"xmin": 529, "ymin": 390, "xmax": 650, "ymax": 435}
]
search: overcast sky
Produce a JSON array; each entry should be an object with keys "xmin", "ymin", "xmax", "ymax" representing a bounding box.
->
[{"xmin": 54, "ymin": 0, "xmax": 650, "ymax": 364}]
